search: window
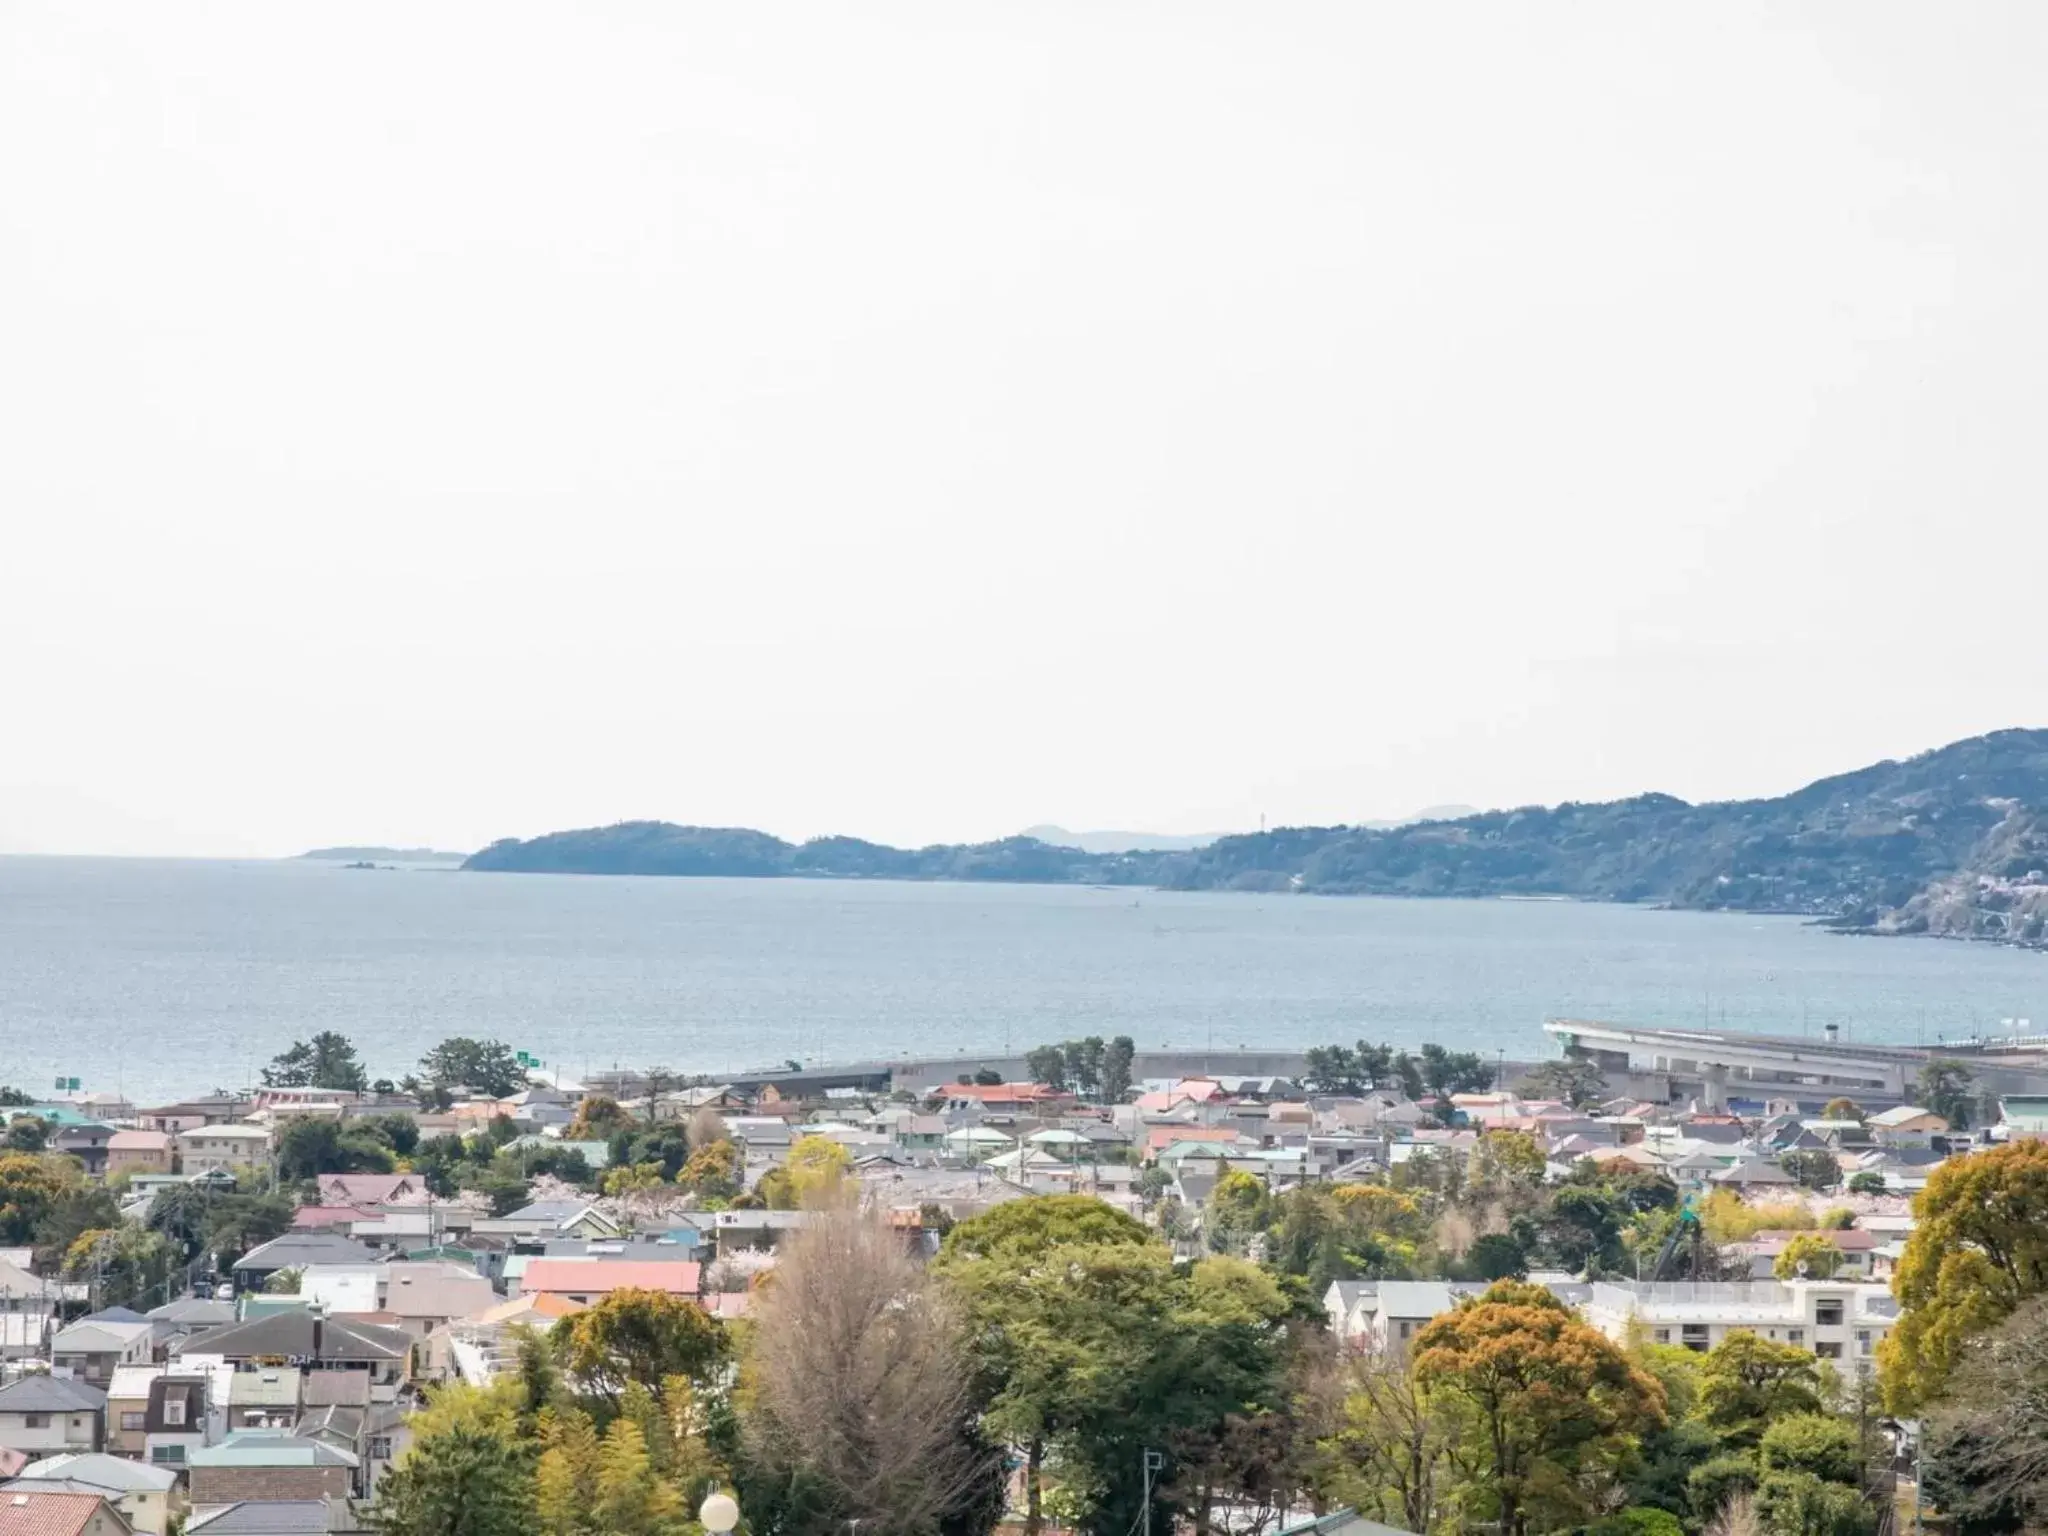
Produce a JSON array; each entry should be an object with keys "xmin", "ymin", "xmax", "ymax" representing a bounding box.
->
[
  {"xmin": 121, "ymin": 1412, "xmax": 145, "ymax": 1430},
  {"xmin": 1816, "ymin": 1341, "xmax": 1843, "ymax": 1359},
  {"xmin": 1681, "ymin": 1324, "xmax": 1710, "ymax": 1352},
  {"xmin": 151, "ymin": 1445, "xmax": 187, "ymax": 1465},
  {"xmin": 1815, "ymin": 1300, "xmax": 1844, "ymax": 1326},
  {"xmin": 164, "ymin": 1399, "xmax": 186, "ymax": 1426},
  {"xmin": 370, "ymin": 1435, "xmax": 393, "ymax": 1460},
  {"xmin": 1787, "ymin": 1329, "xmax": 1804, "ymax": 1344},
  {"xmin": 22, "ymin": 1414, "xmax": 47, "ymax": 1429},
  {"xmin": 1856, "ymin": 1329, "xmax": 1873, "ymax": 1356},
  {"xmin": 1653, "ymin": 1329, "xmax": 1669, "ymax": 1345}
]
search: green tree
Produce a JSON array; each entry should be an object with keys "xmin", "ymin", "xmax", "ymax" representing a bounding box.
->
[
  {"xmin": 0, "ymin": 1088, "xmax": 32, "ymax": 1108},
  {"xmin": 1820, "ymin": 1098, "xmax": 1864, "ymax": 1124},
  {"xmin": 1917, "ymin": 1059, "xmax": 1975, "ymax": 1131},
  {"xmin": 1882, "ymin": 1139, "xmax": 2048, "ymax": 1411},
  {"xmin": 1845, "ymin": 1171, "xmax": 1886, "ymax": 1196},
  {"xmin": 674, "ymin": 1140, "xmax": 740, "ymax": 1201},
  {"xmin": 1303, "ymin": 1046, "xmax": 1365, "ymax": 1095},
  {"xmin": 551, "ymin": 1288, "xmax": 727, "ymax": 1409},
  {"xmin": 1025, "ymin": 1045, "xmax": 1069, "ymax": 1092},
  {"xmin": 275, "ymin": 1118, "xmax": 395, "ymax": 1181},
  {"xmin": 419, "ymin": 1038, "xmax": 528, "ymax": 1099},
  {"xmin": 360, "ymin": 1112, "xmax": 421, "ymax": 1157},
  {"xmin": 1411, "ymin": 1281, "xmax": 1665, "ymax": 1536},
  {"xmin": 566, "ymin": 1096, "xmax": 633, "ymax": 1141},
  {"xmin": 1778, "ymin": 1150, "xmax": 1840, "ymax": 1192},
  {"xmin": 1758, "ymin": 1414, "xmax": 1861, "ymax": 1487},
  {"xmin": 373, "ymin": 1386, "xmax": 536, "ymax": 1536},
  {"xmin": 263, "ymin": 1031, "xmax": 370, "ymax": 1092},
  {"xmin": 1754, "ymin": 1471, "xmax": 1873, "ymax": 1536},
  {"xmin": 1100, "ymin": 1036, "xmax": 1137, "ymax": 1103},
  {"xmin": 4, "ymin": 1117, "xmax": 47, "ymax": 1153},
  {"xmin": 1417, "ymin": 1043, "xmax": 1493, "ymax": 1098},
  {"xmin": 1063, "ymin": 1037, "xmax": 1107, "ymax": 1099},
  {"xmin": 1205, "ymin": 1171, "xmax": 1273, "ymax": 1255},
  {"xmin": 1697, "ymin": 1331, "xmax": 1822, "ymax": 1443},
  {"xmin": 1519, "ymin": 1058, "xmax": 1609, "ymax": 1110}
]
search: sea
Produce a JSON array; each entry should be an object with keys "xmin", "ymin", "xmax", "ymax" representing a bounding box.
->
[{"xmin": 2, "ymin": 855, "xmax": 2046, "ymax": 1104}]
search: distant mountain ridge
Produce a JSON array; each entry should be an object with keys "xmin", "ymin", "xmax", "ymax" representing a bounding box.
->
[
  {"xmin": 1021, "ymin": 805, "xmax": 1478, "ymax": 854},
  {"xmin": 461, "ymin": 729, "xmax": 2048, "ymax": 944}
]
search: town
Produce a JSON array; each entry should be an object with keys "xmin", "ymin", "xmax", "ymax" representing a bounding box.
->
[{"xmin": 0, "ymin": 1023, "xmax": 2035, "ymax": 1536}]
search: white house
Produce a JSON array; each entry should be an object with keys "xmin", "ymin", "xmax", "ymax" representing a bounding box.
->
[
  {"xmin": 173, "ymin": 1124, "xmax": 272, "ymax": 1178},
  {"xmin": 1583, "ymin": 1279, "xmax": 1897, "ymax": 1374},
  {"xmin": 0, "ymin": 1377, "xmax": 106, "ymax": 1455}
]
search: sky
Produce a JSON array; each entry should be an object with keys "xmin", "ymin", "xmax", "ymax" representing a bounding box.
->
[{"xmin": 5, "ymin": 4, "xmax": 2048, "ymax": 858}]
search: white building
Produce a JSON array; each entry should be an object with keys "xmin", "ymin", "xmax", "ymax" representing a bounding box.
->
[
  {"xmin": 1583, "ymin": 1279, "xmax": 1897, "ymax": 1374},
  {"xmin": 174, "ymin": 1124, "xmax": 272, "ymax": 1177}
]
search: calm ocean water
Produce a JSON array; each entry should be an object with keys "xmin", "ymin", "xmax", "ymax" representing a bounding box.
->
[{"xmin": 3, "ymin": 856, "xmax": 2046, "ymax": 1103}]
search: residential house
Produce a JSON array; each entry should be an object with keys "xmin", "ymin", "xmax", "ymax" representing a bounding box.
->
[
  {"xmin": 12, "ymin": 1455, "xmax": 180, "ymax": 1536},
  {"xmin": 51, "ymin": 1324, "xmax": 153, "ymax": 1393},
  {"xmin": 188, "ymin": 1500, "xmax": 370, "ymax": 1536},
  {"xmin": 186, "ymin": 1433, "xmax": 358, "ymax": 1504},
  {"xmin": 136, "ymin": 1098, "xmax": 249, "ymax": 1134},
  {"xmin": 49, "ymin": 1127, "xmax": 114, "ymax": 1178},
  {"xmin": 375, "ymin": 1266, "xmax": 496, "ymax": 1342},
  {"xmin": 2000, "ymin": 1095, "xmax": 2048, "ymax": 1140},
  {"xmin": 226, "ymin": 1372, "xmax": 301, "ymax": 1434},
  {"xmin": 1736, "ymin": 1229, "xmax": 1880, "ymax": 1280},
  {"xmin": 144, "ymin": 1300, "xmax": 234, "ymax": 1354},
  {"xmin": 141, "ymin": 1377, "xmax": 208, "ymax": 1472},
  {"xmin": 469, "ymin": 1201, "xmax": 619, "ymax": 1246},
  {"xmin": 1323, "ymin": 1281, "xmax": 1377, "ymax": 1345},
  {"xmin": 0, "ymin": 1260, "xmax": 59, "ymax": 1364},
  {"xmin": 105, "ymin": 1132, "xmax": 175, "ymax": 1179},
  {"xmin": 295, "ymin": 1269, "xmax": 381, "ymax": 1319},
  {"xmin": 310, "ymin": 1176, "xmax": 422, "ymax": 1209},
  {"xmin": 709, "ymin": 1210, "xmax": 809, "ymax": 1255},
  {"xmin": 232, "ymin": 1235, "xmax": 377, "ymax": 1287},
  {"xmin": 104, "ymin": 1368, "xmax": 162, "ymax": 1457},
  {"xmin": 1583, "ymin": 1279, "xmax": 1898, "ymax": 1374},
  {"xmin": 174, "ymin": 1316, "xmax": 411, "ymax": 1399},
  {"xmin": 1710, "ymin": 1159, "xmax": 1801, "ymax": 1191},
  {"xmin": 0, "ymin": 1491, "xmax": 133, "ymax": 1536},
  {"xmin": 1867, "ymin": 1105, "xmax": 1950, "ymax": 1145},
  {"xmin": 518, "ymin": 1259, "xmax": 700, "ymax": 1306},
  {"xmin": 176, "ymin": 1126, "xmax": 272, "ymax": 1179},
  {"xmin": 0, "ymin": 1380, "xmax": 105, "ymax": 1456}
]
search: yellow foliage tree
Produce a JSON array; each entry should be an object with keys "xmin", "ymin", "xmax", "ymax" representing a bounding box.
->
[
  {"xmin": 784, "ymin": 1134, "xmax": 854, "ymax": 1208},
  {"xmin": 1772, "ymin": 1233, "xmax": 1844, "ymax": 1281},
  {"xmin": 1698, "ymin": 1189, "xmax": 1815, "ymax": 1244},
  {"xmin": 1881, "ymin": 1140, "xmax": 2048, "ymax": 1411}
]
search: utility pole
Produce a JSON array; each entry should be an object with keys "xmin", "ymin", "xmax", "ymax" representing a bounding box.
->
[{"xmin": 1141, "ymin": 1449, "xmax": 1165, "ymax": 1536}]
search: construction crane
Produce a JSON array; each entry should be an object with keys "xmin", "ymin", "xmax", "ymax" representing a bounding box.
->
[{"xmin": 1646, "ymin": 1197, "xmax": 1706, "ymax": 1282}]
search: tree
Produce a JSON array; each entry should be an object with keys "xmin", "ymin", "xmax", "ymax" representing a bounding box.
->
[
  {"xmin": 971, "ymin": 1068, "xmax": 1002, "ymax": 1087},
  {"xmin": 1101, "ymin": 1036, "xmax": 1137, "ymax": 1103},
  {"xmin": 1778, "ymin": 1150, "xmax": 1840, "ymax": 1192},
  {"xmin": 1323, "ymin": 1354, "xmax": 1457, "ymax": 1534},
  {"xmin": 1881, "ymin": 1139, "xmax": 2048, "ymax": 1411},
  {"xmin": 1758, "ymin": 1414, "xmax": 1861, "ymax": 1487},
  {"xmin": 1520, "ymin": 1058, "xmax": 1609, "ymax": 1110},
  {"xmin": 551, "ymin": 1288, "xmax": 726, "ymax": 1409},
  {"xmin": 0, "ymin": 1153, "xmax": 69, "ymax": 1245},
  {"xmin": 684, "ymin": 1108, "xmax": 729, "ymax": 1151},
  {"xmin": 1918, "ymin": 1058, "xmax": 1976, "ymax": 1130},
  {"xmin": 747, "ymin": 1206, "xmax": 1000, "ymax": 1535},
  {"xmin": 1753, "ymin": 1471, "xmax": 1872, "ymax": 1536},
  {"xmin": 1773, "ymin": 1234, "xmax": 1844, "ymax": 1282},
  {"xmin": 1025, "ymin": 1045, "xmax": 1069, "ymax": 1092},
  {"xmin": 1696, "ymin": 1331, "xmax": 1822, "ymax": 1443},
  {"xmin": 0, "ymin": 1088, "xmax": 32, "ymax": 1108},
  {"xmin": 263, "ymin": 1032, "xmax": 370, "ymax": 1092},
  {"xmin": 1921, "ymin": 1295, "xmax": 2048, "ymax": 1534},
  {"xmin": 1845, "ymin": 1171, "xmax": 1886, "ymax": 1196},
  {"xmin": 275, "ymin": 1118, "xmax": 394, "ymax": 1181},
  {"xmin": 373, "ymin": 1385, "xmax": 535, "ymax": 1536},
  {"xmin": 566, "ymin": 1096, "xmax": 634, "ymax": 1142},
  {"xmin": 419, "ymin": 1038, "xmax": 528, "ymax": 1099},
  {"xmin": 783, "ymin": 1135, "xmax": 854, "ymax": 1207},
  {"xmin": 1303, "ymin": 1046, "xmax": 1366, "ymax": 1096},
  {"xmin": 1820, "ymin": 1099, "xmax": 1864, "ymax": 1124},
  {"xmin": 1063, "ymin": 1037, "xmax": 1107, "ymax": 1100},
  {"xmin": 674, "ymin": 1140, "xmax": 741, "ymax": 1202},
  {"xmin": 4, "ymin": 1117, "xmax": 46, "ymax": 1153},
  {"xmin": 1411, "ymin": 1282, "xmax": 1665, "ymax": 1536},
  {"xmin": 1417, "ymin": 1043, "xmax": 1493, "ymax": 1098},
  {"xmin": 1470, "ymin": 1130, "xmax": 1546, "ymax": 1189},
  {"xmin": 1205, "ymin": 1171, "xmax": 1273, "ymax": 1256}
]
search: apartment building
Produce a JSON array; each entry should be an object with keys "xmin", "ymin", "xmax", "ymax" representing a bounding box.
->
[{"xmin": 1583, "ymin": 1279, "xmax": 1898, "ymax": 1373}]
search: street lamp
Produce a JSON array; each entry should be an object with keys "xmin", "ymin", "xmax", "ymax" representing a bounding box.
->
[{"xmin": 699, "ymin": 1493, "xmax": 741, "ymax": 1535}]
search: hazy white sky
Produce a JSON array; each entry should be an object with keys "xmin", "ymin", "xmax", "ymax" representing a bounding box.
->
[{"xmin": 5, "ymin": 4, "xmax": 2047, "ymax": 857}]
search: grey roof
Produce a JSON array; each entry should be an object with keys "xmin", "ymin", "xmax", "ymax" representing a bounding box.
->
[
  {"xmin": 178, "ymin": 1312, "xmax": 410, "ymax": 1363},
  {"xmin": 1712, "ymin": 1159, "xmax": 1800, "ymax": 1186},
  {"xmin": 189, "ymin": 1432, "xmax": 358, "ymax": 1469},
  {"xmin": 1374, "ymin": 1281, "xmax": 1457, "ymax": 1319},
  {"xmin": 1276, "ymin": 1510, "xmax": 1420, "ymax": 1536},
  {"xmin": 188, "ymin": 1502, "xmax": 344, "ymax": 1536},
  {"xmin": 0, "ymin": 1376, "xmax": 106, "ymax": 1413},
  {"xmin": 234, "ymin": 1234, "xmax": 378, "ymax": 1271},
  {"xmin": 298, "ymin": 1373, "xmax": 370, "ymax": 1409},
  {"xmin": 16, "ymin": 1454, "xmax": 178, "ymax": 1493},
  {"xmin": 148, "ymin": 1297, "xmax": 236, "ymax": 1326},
  {"xmin": 78, "ymin": 1308, "xmax": 147, "ymax": 1325}
]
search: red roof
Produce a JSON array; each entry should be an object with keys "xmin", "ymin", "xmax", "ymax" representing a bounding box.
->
[
  {"xmin": 941, "ymin": 1082, "xmax": 1066, "ymax": 1103},
  {"xmin": 520, "ymin": 1259, "xmax": 702, "ymax": 1298},
  {"xmin": 0, "ymin": 1492, "xmax": 107, "ymax": 1536}
]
